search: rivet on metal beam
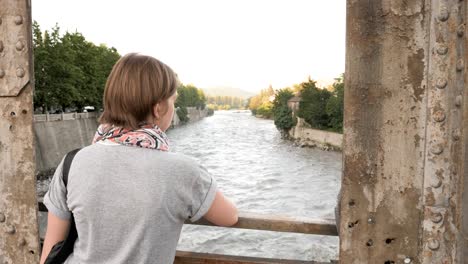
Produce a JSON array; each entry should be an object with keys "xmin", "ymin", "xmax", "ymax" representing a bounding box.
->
[
  {"xmin": 436, "ymin": 78, "xmax": 447, "ymax": 89},
  {"xmin": 433, "ymin": 110, "xmax": 446, "ymax": 122},
  {"xmin": 367, "ymin": 217, "xmax": 375, "ymax": 224},
  {"xmin": 0, "ymin": 212, "xmax": 5, "ymax": 222},
  {"xmin": 0, "ymin": 69, "xmax": 5, "ymax": 78},
  {"xmin": 455, "ymin": 95, "xmax": 462, "ymax": 107},
  {"xmin": 456, "ymin": 59, "xmax": 464, "ymax": 71},
  {"xmin": 431, "ymin": 178, "xmax": 442, "ymax": 188},
  {"xmin": 15, "ymin": 41, "xmax": 24, "ymax": 51},
  {"xmin": 18, "ymin": 238, "xmax": 26, "ymax": 247},
  {"xmin": 431, "ymin": 212, "xmax": 443, "ymax": 223},
  {"xmin": 0, "ymin": 41, "xmax": 3, "ymax": 52},
  {"xmin": 436, "ymin": 45, "xmax": 448, "ymax": 55},
  {"xmin": 458, "ymin": 24, "xmax": 465, "ymax": 37},
  {"xmin": 14, "ymin": 16, "xmax": 23, "ymax": 25},
  {"xmin": 438, "ymin": 7, "xmax": 450, "ymax": 21},
  {"xmin": 430, "ymin": 144, "xmax": 444, "ymax": 155},
  {"xmin": 404, "ymin": 257, "xmax": 412, "ymax": 264},
  {"xmin": 5, "ymin": 225, "xmax": 15, "ymax": 234},
  {"xmin": 16, "ymin": 67, "xmax": 25, "ymax": 78},
  {"xmin": 428, "ymin": 239, "xmax": 440, "ymax": 250},
  {"xmin": 453, "ymin": 129, "xmax": 461, "ymax": 140}
]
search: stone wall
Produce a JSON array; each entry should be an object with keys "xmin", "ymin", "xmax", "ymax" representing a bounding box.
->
[
  {"xmin": 34, "ymin": 108, "xmax": 210, "ymax": 174},
  {"xmin": 288, "ymin": 118, "xmax": 343, "ymax": 150},
  {"xmin": 171, "ymin": 107, "xmax": 209, "ymax": 127},
  {"xmin": 34, "ymin": 114, "xmax": 99, "ymax": 173}
]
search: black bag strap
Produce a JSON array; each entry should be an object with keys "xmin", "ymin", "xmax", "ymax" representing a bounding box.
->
[
  {"xmin": 52, "ymin": 148, "xmax": 81, "ymax": 263},
  {"xmin": 63, "ymin": 148, "xmax": 81, "ymax": 187}
]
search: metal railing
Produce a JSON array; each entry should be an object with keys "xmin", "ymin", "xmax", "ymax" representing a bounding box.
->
[{"xmin": 38, "ymin": 202, "xmax": 338, "ymax": 263}]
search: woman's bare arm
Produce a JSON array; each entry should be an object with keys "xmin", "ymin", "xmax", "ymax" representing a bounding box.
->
[
  {"xmin": 203, "ymin": 191, "xmax": 238, "ymax": 226},
  {"xmin": 39, "ymin": 213, "xmax": 70, "ymax": 264}
]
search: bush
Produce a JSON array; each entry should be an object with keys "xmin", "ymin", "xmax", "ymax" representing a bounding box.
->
[
  {"xmin": 176, "ymin": 106, "xmax": 189, "ymax": 123},
  {"xmin": 256, "ymin": 102, "xmax": 273, "ymax": 118},
  {"xmin": 207, "ymin": 108, "xmax": 214, "ymax": 116},
  {"xmin": 274, "ymin": 105, "xmax": 296, "ymax": 131},
  {"xmin": 297, "ymin": 80, "xmax": 331, "ymax": 130},
  {"xmin": 325, "ymin": 77, "xmax": 344, "ymax": 132}
]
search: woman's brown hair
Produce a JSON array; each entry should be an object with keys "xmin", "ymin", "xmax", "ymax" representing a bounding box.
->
[{"xmin": 100, "ymin": 53, "xmax": 179, "ymax": 129}]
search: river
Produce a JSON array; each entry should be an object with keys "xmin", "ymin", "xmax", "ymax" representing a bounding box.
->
[
  {"xmin": 38, "ymin": 110, "xmax": 342, "ymax": 262},
  {"xmin": 169, "ymin": 110, "xmax": 341, "ymax": 262}
]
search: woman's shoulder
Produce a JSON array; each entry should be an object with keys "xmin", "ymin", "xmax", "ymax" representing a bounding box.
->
[
  {"xmin": 162, "ymin": 152, "xmax": 200, "ymax": 170},
  {"xmin": 76, "ymin": 144, "xmax": 202, "ymax": 172}
]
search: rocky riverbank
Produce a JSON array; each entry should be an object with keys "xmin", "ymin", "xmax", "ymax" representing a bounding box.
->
[{"xmin": 288, "ymin": 118, "xmax": 342, "ymax": 151}]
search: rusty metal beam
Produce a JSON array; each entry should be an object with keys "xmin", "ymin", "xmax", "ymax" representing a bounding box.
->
[
  {"xmin": 0, "ymin": 0, "xmax": 40, "ymax": 263},
  {"xmin": 188, "ymin": 212, "xmax": 338, "ymax": 236},
  {"xmin": 174, "ymin": 251, "xmax": 333, "ymax": 264},
  {"xmin": 342, "ymin": 0, "xmax": 467, "ymax": 263}
]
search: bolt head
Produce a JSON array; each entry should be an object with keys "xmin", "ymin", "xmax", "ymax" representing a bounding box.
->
[
  {"xmin": 15, "ymin": 41, "xmax": 24, "ymax": 51},
  {"xmin": 428, "ymin": 238, "xmax": 440, "ymax": 250},
  {"xmin": 458, "ymin": 24, "xmax": 465, "ymax": 37},
  {"xmin": 431, "ymin": 144, "xmax": 444, "ymax": 155},
  {"xmin": 404, "ymin": 257, "xmax": 412, "ymax": 264},
  {"xmin": 433, "ymin": 110, "xmax": 446, "ymax": 122},
  {"xmin": 431, "ymin": 212, "xmax": 443, "ymax": 223},
  {"xmin": 436, "ymin": 45, "xmax": 448, "ymax": 55},
  {"xmin": 453, "ymin": 129, "xmax": 461, "ymax": 140},
  {"xmin": 456, "ymin": 59, "xmax": 464, "ymax": 72},
  {"xmin": 14, "ymin": 16, "xmax": 23, "ymax": 25},
  {"xmin": 5, "ymin": 225, "xmax": 15, "ymax": 234},
  {"xmin": 435, "ymin": 78, "xmax": 447, "ymax": 89},
  {"xmin": 431, "ymin": 178, "xmax": 442, "ymax": 188},
  {"xmin": 18, "ymin": 238, "xmax": 26, "ymax": 246},
  {"xmin": 455, "ymin": 95, "xmax": 462, "ymax": 107},
  {"xmin": 438, "ymin": 8, "xmax": 450, "ymax": 21},
  {"xmin": 16, "ymin": 67, "xmax": 25, "ymax": 78}
]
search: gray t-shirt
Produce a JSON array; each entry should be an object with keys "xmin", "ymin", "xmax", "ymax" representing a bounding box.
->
[{"xmin": 44, "ymin": 143, "xmax": 217, "ymax": 264}]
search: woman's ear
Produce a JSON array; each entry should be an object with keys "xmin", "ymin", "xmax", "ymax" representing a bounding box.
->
[{"xmin": 152, "ymin": 104, "xmax": 160, "ymax": 120}]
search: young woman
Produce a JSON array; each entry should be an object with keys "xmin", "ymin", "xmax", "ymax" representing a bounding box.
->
[{"xmin": 40, "ymin": 53, "xmax": 238, "ymax": 263}]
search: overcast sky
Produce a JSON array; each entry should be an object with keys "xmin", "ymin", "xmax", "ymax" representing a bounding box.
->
[{"xmin": 32, "ymin": 0, "xmax": 346, "ymax": 93}]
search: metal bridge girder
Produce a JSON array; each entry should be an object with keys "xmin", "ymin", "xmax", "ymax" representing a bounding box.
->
[{"xmin": 0, "ymin": 0, "xmax": 40, "ymax": 263}]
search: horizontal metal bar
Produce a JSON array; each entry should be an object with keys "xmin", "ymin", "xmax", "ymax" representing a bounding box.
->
[
  {"xmin": 38, "ymin": 202, "xmax": 337, "ymax": 236},
  {"xmin": 189, "ymin": 212, "xmax": 338, "ymax": 236},
  {"xmin": 174, "ymin": 250, "xmax": 337, "ymax": 264}
]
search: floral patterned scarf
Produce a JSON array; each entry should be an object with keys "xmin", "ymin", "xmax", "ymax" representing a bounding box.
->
[{"xmin": 92, "ymin": 124, "xmax": 170, "ymax": 151}]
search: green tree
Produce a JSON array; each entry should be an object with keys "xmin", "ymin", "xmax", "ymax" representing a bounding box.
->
[
  {"xmin": 256, "ymin": 101, "xmax": 273, "ymax": 118},
  {"xmin": 274, "ymin": 105, "xmax": 296, "ymax": 132},
  {"xmin": 297, "ymin": 79, "xmax": 332, "ymax": 129},
  {"xmin": 248, "ymin": 85, "xmax": 275, "ymax": 117},
  {"xmin": 325, "ymin": 74, "xmax": 344, "ymax": 132},
  {"xmin": 32, "ymin": 22, "xmax": 120, "ymax": 113},
  {"xmin": 272, "ymin": 88, "xmax": 296, "ymax": 131},
  {"xmin": 175, "ymin": 83, "xmax": 207, "ymax": 123}
]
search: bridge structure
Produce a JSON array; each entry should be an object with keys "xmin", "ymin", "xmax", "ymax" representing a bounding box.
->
[{"xmin": 0, "ymin": 0, "xmax": 467, "ymax": 263}]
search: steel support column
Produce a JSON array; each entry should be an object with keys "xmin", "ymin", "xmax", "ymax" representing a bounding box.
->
[
  {"xmin": 0, "ymin": 0, "xmax": 40, "ymax": 263},
  {"xmin": 341, "ymin": 0, "xmax": 467, "ymax": 263}
]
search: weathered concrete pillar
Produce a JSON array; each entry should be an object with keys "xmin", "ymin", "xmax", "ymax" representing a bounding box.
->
[
  {"xmin": 0, "ymin": 0, "xmax": 40, "ymax": 263},
  {"xmin": 341, "ymin": 0, "xmax": 467, "ymax": 263}
]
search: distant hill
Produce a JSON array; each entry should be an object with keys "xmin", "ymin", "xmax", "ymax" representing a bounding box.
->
[{"xmin": 202, "ymin": 86, "xmax": 255, "ymax": 99}]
